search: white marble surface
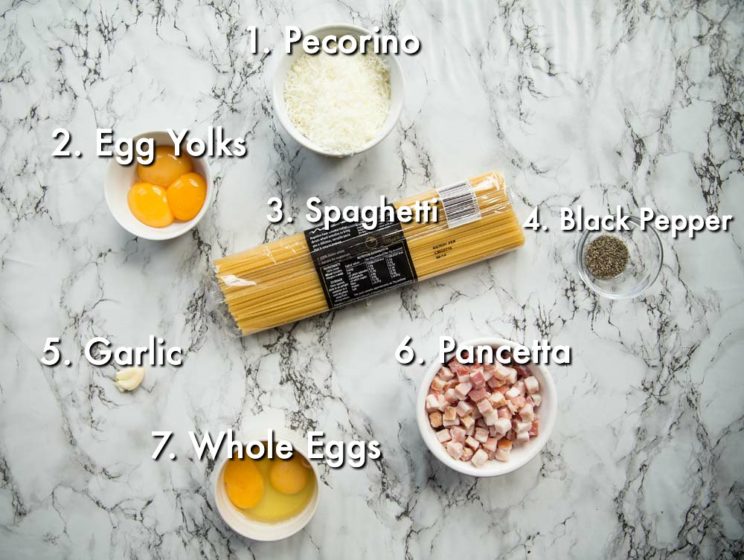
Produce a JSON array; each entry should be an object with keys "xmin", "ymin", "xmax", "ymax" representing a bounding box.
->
[{"xmin": 1, "ymin": 0, "xmax": 743, "ymax": 558}]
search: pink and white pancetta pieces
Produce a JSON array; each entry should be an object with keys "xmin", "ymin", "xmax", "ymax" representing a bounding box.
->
[{"xmin": 426, "ymin": 355, "xmax": 542, "ymax": 467}]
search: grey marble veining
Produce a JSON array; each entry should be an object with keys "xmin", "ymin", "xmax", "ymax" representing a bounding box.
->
[{"xmin": 1, "ymin": 0, "xmax": 743, "ymax": 558}]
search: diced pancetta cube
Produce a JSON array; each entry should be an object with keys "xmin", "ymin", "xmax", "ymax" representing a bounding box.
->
[
  {"xmin": 438, "ymin": 366, "xmax": 455, "ymax": 381},
  {"xmin": 448, "ymin": 360, "xmax": 469, "ymax": 376},
  {"xmin": 429, "ymin": 411, "xmax": 443, "ymax": 429},
  {"xmin": 492, "ymin": 418, "xmax": 512, "ymax": 436},
  {"xmin": 471, "ymin": 448, "xmax": 489, "ymax": 467},
  {"xmin": 515, "ymin": 365, "xmax": 531, "ymax": 378},
  {"xmin": 436, "ymin": 429, "xmax": 451, "ymax": 443},
  {"xmin": 513, "ymin": 420, "xmax": 532, "ymax": 433},
  {"xmin": 531, "ymin": 394, "xmax": 542, "ymax": 407},
  {"xmin": 494, "ymin": 439, "xmax": 512, "ymax": 461},
  {"xmin": 529, "ymin": 419, "xmax": 540, "ymax": 437},
  {"xmin": 487, "ymin": 376, "xmax": 503, "ymax": 390},
  {"xmin": 493, "ymin": 362, "xmax": 515, "ymax": 381},
  {"xmin": 444, "ymin": 388, "xmax": 459, "ymax": 404},
  {"xmin": 474, "ymin": 427, "xmax": 489, "ymax": 443},
  {"xmin": 524, "ymin": 376, "xmax": 539, "ymax": 394},
  {"xmin": 516, "ymin": 430, "xmax": 530, "ymax": 443},
  {"xmin": 506, "ymin": 370, "xmax": 518, "ymax": 385},
  {"xmin": 477, "ymin": 399, "xmax": 493, "ymax": 415},
  {"xmin": 461, "ymin": 415, "xmax": 475, "ymax": 430},
  {"xmin": 443, "ymin": 406, "xmax": 459, "ymax": 427},
  {"xmin": 430, "ymin": 376, "xmax": 447, "ymax": 392},
  {"xmin": 468, "ymin": 387, "xmax": 489, "ymax": 402},
  {"xmin": 454, "ymin": 383, "xmax": 472, "ymax": 400},
  {"xmin": 456, "ymin": 372, "xmax": 471, "ymax": 384},
  {"xmin": 446, "ymin": 441, "xmax": 464, "ymax": 459},
  {"xmin": 456, "ymin": 400, "xmax": 474, "ymax": 417},
  {"xmin": 450, "ymin": 427, "xmax": 467, "ymax": 443},
  {"xmin": 469, "ymin": 368, "xmax": 486, "ymax": 387},
  {"xmin": 483, "ymin": 410, "xmax": 499, "ymax": 426},
  {"xmin": 471, "ymin": 407, "xmax": 482, "ymax": 420},
  {"xmin": 465, "ymin": 436, "xmax": 480, "ymax": 450},
  {"xmin": 465, "ymin": 423, "xmax": 475, "ymax": 436},
  {"xmin": 519, "ymin": 404, "xmax": 534, "ymax": 422},
  {"xmin": 483, "ymin": 437, "xmax": 499, "ymax": 452},
  {"xmin": 497, "ymin": 407, "xmax": 512, "ymax": 419},
  {"xmin": 461, "ymin": 446, "xmax": 474, "ymax": 462},
  {"xmin": 510, "ymin": 396, "xmax": 526, "ymax": 409},
  {"xmin": 514, "ymin": 380, "xmax": 525, "ymax": 395},
  {"xmin": 496, "ymin": 385, "xmax": 510, "ymax": 394},
  {"xmin": 425, "ymin": 394, "xmax": 445, "ymax": 412},
  {"xmin": 505, "ymin": 386, "xmax": 521, "ymax": 400},
  {"xmin": 476, "ymin": 418, "xmax": 487, "ymax": 428},
  {"xmin": 489, "ymin": 392, "xmax": 506, "ymax": 408}
]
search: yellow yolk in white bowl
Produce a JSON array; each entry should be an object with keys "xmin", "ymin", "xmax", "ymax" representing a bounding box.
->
[
  {"xmin": 136, "ymin": 146, "xmax": 192, "ymax": 188},
  {"xmin": 127, "ymin": 182, "xmax": 173, "ymax": 228}
]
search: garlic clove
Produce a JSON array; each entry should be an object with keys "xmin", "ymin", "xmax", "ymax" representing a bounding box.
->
[{"xmin": 114, "ymin": 367, "xmax": 145, "ymax": 392}]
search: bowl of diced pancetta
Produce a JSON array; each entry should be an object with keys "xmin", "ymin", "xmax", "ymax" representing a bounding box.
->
[{"xmin": 417, "ymin": 338, "xmax": 557, "ymax": 477}]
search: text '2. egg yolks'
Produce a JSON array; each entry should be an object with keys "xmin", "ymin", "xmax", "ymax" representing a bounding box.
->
[
  {"xmin": 224, "ymin": 458, "xmax": 265, "ymax": 509},
  {"xmin": 269, "ymin": 455, "xmax": 310, "ymax": 495},
  {"xmin": 167, "ymin": 172, "xmax": 207, "ymax": 221},
  {"xmin": 127, "ymin": 182, "xmax": 174, "ymax": 228},
  {"xmin": 137, "ymin": 146, "xmax": 192, "ymax": 188}
]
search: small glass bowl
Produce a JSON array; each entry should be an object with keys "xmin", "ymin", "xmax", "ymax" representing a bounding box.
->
[{"xmin": 576, "ymin": 216, "xmax": 663, "ymax": 299}]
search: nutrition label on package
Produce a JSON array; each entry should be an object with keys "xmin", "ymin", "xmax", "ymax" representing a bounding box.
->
[{"xmin": 304, "ymin": 218, "xmax": 418, "ymax": 309}]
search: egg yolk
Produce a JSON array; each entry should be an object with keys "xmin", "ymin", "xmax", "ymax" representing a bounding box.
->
[
  {"xmin": 127, "ymin": 182, "xmax": 174, "ymax": 228},
  {"xmin": 167, "ymin": 172, "xmax": 207, "ymax": 221},
  {"xmin": 224, "ymin": 458, "xmax": 265, "ymax": 509},
  {"xmin": 137, "ymin": 146, "xmax": 192, "ymax": 187},
  {"xmin": 269, "ymin": 455, "xmax": 310, "ymax": 495}
]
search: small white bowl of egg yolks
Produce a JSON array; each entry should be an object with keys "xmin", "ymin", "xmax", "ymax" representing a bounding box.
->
[
  {"xmin": 104, "ymin": 130, "xmax": 213, "ymax": 241},
  {"xmin": 213, "ymin": 428, "xmax": 320, "ymax": 541}
]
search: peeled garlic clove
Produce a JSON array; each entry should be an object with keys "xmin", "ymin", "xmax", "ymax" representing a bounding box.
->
[{"xmin": 114, "ymin": 367, "xmax": 145, "ymax": 392}]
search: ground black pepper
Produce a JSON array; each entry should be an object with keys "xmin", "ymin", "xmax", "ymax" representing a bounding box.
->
[{"xmin": 585, "ymin": 235, "xmax": 629, "ymax": 279}]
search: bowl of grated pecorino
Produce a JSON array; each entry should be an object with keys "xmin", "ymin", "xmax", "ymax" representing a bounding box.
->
[{"xmin": 417, "ymin": 338, "xmax": 558, "ymax": 477}]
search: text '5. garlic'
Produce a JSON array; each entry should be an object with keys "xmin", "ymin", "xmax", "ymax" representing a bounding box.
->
[{"xmin": 114, "ymin": 367, "xmax": 145, "ymax": 392}]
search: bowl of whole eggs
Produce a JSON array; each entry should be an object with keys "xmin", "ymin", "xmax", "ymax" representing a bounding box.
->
[
  {"xmin": 104, "ymin": 130, "xmax": 213, "ymax": 240},
  {"xmin": 213, "ymin": 427, "xmax": 320, "ymax": 541}
]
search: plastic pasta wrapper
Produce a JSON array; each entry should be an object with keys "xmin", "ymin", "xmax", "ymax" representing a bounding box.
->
[{"xmin": 214, "ymin": 172, "xmax": 525, "ymax": 335}]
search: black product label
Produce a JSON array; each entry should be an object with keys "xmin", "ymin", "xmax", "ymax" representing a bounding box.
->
[{"xmin": 304, "ymin": 218, "xmax": 418, "ymax": 309}]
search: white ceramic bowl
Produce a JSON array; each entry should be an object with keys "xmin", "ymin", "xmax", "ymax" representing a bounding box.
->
[
  {"xmin": 213, "ymin": 427, "xmax": 320, "ymax": 541},
  {"xmin": 104, "ymin": 130, "xmax": 213, "ymax": 240},
  {"xmin": 271, "ymin": 23, "xmax": 404, "ymax": 157},
  {"xmin": 417, "ymin": 337, "xmax": 558, "ymax": 477}
]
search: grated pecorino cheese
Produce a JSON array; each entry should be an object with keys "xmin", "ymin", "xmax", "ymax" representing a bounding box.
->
[{"xmin": 283, "ymin": 52, "xmax": 391, "ymax": 154}]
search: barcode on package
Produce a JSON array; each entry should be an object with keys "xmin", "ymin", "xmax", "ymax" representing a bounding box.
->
[{"xmin": 436, "ymin": 181, "xmax": 481, "ymax": 229}]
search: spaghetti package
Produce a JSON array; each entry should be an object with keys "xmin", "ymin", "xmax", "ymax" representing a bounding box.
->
[{"xmin": 215, "ymin": 172, "xmax": 524, "ymax": 335}]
